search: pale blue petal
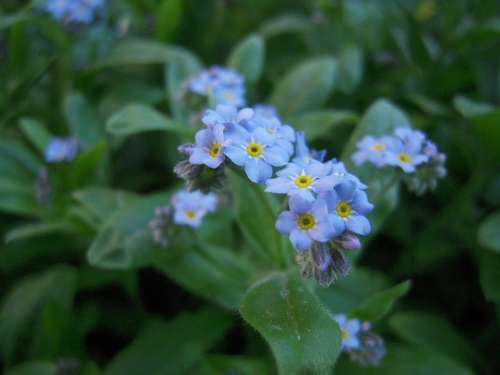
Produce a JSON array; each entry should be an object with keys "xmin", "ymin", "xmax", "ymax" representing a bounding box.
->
[
  {"xmin": 264, "ymin": 145, "xmax": 289, "ymax": 167},
  {"xmin": 224, "ymin": 145, "xmax": 247, "ymax": 166},
  {"xmin": 290, "ymin": 228, "xmax": 312, "ymax": 251},
  {"xmin": 276, "ymin": 211, "xmax": 295, "ymax": 234},
  {"xmin": 346, "ymin": 215, "xmax": 371, "ymax": 236},
  {"xmin": 289, "ymin": 194, "xmax": 312, "ymax": 214}
]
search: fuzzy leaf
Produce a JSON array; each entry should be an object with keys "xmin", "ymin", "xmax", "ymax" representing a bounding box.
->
[{"xmin": 227, "ymin": 33, "xmax": 265, "ymax": 84}]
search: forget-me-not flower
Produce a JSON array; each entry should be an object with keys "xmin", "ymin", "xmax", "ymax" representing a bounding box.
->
[
  {"xmin": 322, "ymin": 181, "xmax": 373, "ymax": 236},
  {"xmin": 171, "ymin": 190, "xmax": 217, "ymax": 228},
  {"xmin": 44, "ymin": 137, "xmax": 79, "ymax": 163},
  {"xmin": 189, "ymin": 124, "xmax": 227, "ymax": 168},
  {"xmin": 275, "ymin": 195, "xmax": 336, "ymax": 251},
  {"xmin": 202, "ymin": 105, "xmax": 253, "ymax": 129},
  {"xmin": 224, "ymin": 126, "xmax": 290, "ymax": 183},
  {"xmin": 334, "ymin": 314, "xmax": 361, "ymax": 350},
  {"xmin": 42, "ymin": 0, "xmax": 103, "ymax": 23},
  {"xmin": 352, "ymin": 135, "xmax": 396, "ymax": 167},
  {"xmin": 265, "ymin": 161, "xmax": 333, "ymax": 201}
]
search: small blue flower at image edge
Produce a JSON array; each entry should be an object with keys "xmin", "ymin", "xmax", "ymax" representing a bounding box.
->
[
  {"xmin": 171, "ymin": 190, "xmax": 217, "ymax": 228},
  {"xmin": 41, "ymin": 0, "xmax": 104, "ymax": 24}
]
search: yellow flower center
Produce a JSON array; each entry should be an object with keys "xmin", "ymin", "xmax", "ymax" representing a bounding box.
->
[
  {"xmin": 336, "ymin": 202, "xmax": 352, "ymax": 219},
  {"xmin": 185, "ymin": 210, "xmax": 196, "ymax": 219},
  {"xmin": 341, "ymin": 329, "xmax": 349, "ymax": 341},
  {"xmin": 398, "ymin": 153, "xmax": 412, "ymax": 164},
  {"xmin": 371, "ymin": 143, "xmax": 386, "ymax": 152},
  {"xmin": 246, "ymin": 143, "xmax": 263, "ymax": 157},
  {"xmin": 294, "ymin": 175, "xmax": 313, "ymax": 189},
  {"xmin": 209, "ymin": 143, "xmax": 221, "ymax": 158},
  {"xmin": 297, "ymin": 213, "xmax": 316, "ymax": 230}
]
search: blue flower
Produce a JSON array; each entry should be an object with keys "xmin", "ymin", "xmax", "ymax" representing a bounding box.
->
[
  {"xmin": 352, "ymin": 135, "xmax": 396, "ymax": 167},
  {"xmin": 189, "ymin": 124, "xmax": 226, "ymax": 168},
  {"xmin": 44, "ymin": 137, "xmax": 79, "ymax": 163},
  {"xmin": 212, "ymin": 85, "xmax": 246, "ymax": 108},
  {"xmin": 253, "ymin": 104, "xmax": 279, "ymax": 120},
  {"xmin": 314, "ymin": 160, "xmax": 367, "ymax": 192},
  {"xmin": 42, "ymin": 0, "xmax": 103, "ymax": 23},
  {"xmin": 275, "ymin": 195, "xmax": 336, "ymax": 251},
  {"xmin": 245, "ymin": 114, "xmax": 295, "ymax": 156},
  {"xmin": 334, "ymin": 314, "xmax": 361, "ymax": 350},
  {"xmin": 224, "ymin": 125, "xmax": 290, "ymax": 183},
  {"xmin": 322, "ymin": 181, "xmax": 373, "ymax": 236},
  {"xmin": 291, "ymin": 132, "xmax": 327, "ymax": 167},
  {"xmin": 386, "ymin": 140, "xmax": 428, "ymax": 173},
  {"xmin": 265, "ymin": 161, "xmax": 333, "ymax": 201},
  {"xmin": 202, "ymin": 105, "xmax": 253, "ymax": 129},
  {"xmin": 171, "ymin": 190, "xmax": 217, "ymax": 228},
  {"xmin": 188, "ymin": 66, "xmax": 246, "ymax": 107}
]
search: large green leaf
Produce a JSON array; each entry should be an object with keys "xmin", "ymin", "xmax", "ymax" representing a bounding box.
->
[
  {"xmin": 63, "ymin": 91, "xmax": 103, "ymax": 146},
  {"xmin": 86, "ymin": 192, "xmax": 169, "ymax": 269},
  {"xmin": 5, "ymin": 221, "xmax": 75, "ymax": 243},
  {"xmin": 259, "ymin": 14, "xmax": 310, "ymax": 38},
  {"xmin": 478, "ymin": 210, "xmax": 500, "ymax": 253},
  {"xmin": 342, "ymin": 99, "xmax": 411, "ymax": 232},
  {"xmin": 93, "ymin": 39, "xmax": 181, "ymax": 68},
  {"xmin": 0, "ymin": 265, "xmax": 77, "ymax": 364},
  {"xmin": 197, "ymin": 355, "xmax": 272, "ymax": 375},
  {"xmin": 154, "ymin": 243, "xmax": 256, "ymax": 309},
  {"xmin": 106, "ymin": 103, "xmax": 187, "ymax": 137},
  {"xmin": 478, "ymin": 249, "xmax": 500, "ymax": 303},
  {"xmin": 269, "ymin": 56, "xmax": 337, "ymax": 116},
  {"xmin": 18, "ymin": 118, "xmax": 52, "ymax": 155},
  {"xmin": 165, "ymin": 49, "xmax": 203, "ymax": 120},
  {"xmin": 4, "ymin": 362, "xmax": 56, "ymax": 375},
  {"xmin": 389, "ymin": 311, "xmax": 480, "ymax": 369},
  {"xmin": 106, "ymin": 307, "xmax": 233, "ymax": 375},
  {"xmin": 350, "ymin": 280, "xmax": 411, "ymax": 321},
  {"xmin": 240, "ymin": 271, "xmax": 342, "ymax": 375},
  {"xmin": 228, "ymin": 169, "xmax": 283, "ymax": 265},
  {"xmin": 290, "ymin": 109, "xmax": 358, "ymax": 141},
  {"xmin": 227, "ymin": 33, "xmax": 265, "ymax": 84},
  {"xmin": 337, "ymin": 43, "xmax": 364, "ymax": 93},
  {"xmin": 335, "ymin": 344, "xmax": 474, "ymax": 375}
]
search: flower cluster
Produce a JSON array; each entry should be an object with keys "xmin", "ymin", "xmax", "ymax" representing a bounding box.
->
[
  {"xmin": 352, "ymin": 127, "xmax": 446, "ymax": 195},
  {"xmin": 177, "ymin": 104, "xmax": 295, "ymax": 184},
  {"xmin": 41, "ymin": 0, "xmax": 104, "ymax": 24},
  {"xmin": 187, "ymin": 66, "xmax": 246, "ymax": 108},
  {"xmin": 334, "ymin": 314, "xmax": 386, "ymax": 366},
  {"xmin": 149, "ymin": 190, "xmax": 217, "ymax": 247},
  {"xmin": 175, "ymin": 101, "xmax": 372, "ymax": 286},
  {"xmin": 44, "ymin": 137, "xmax": 80, "ymax": 163}
]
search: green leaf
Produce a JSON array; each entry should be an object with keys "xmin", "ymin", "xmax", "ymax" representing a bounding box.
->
[
  {"xmin": 259, "ymin": 14, "xmax": 310, "ymax": 38},
  {"xmin": 478, "ymin": 211, "xmax": 500, "ymax": 253},
  {"xmin": 165, "ymin": 49, "xmax": 203, "ymax": 119},
  {"xmin": 291, "ymin": 109, "xmax": 358, "ymax": 140},
  {"xmin": 106, "ymin": 103, "xmax": 187, "ymax": 137},
  {"xmin": 198, "ymin": 355, "xmax": 272, "ymax": 375},
  {"xmin": 93, "ymin": 39, "xmax": 174, "ymax": 68},
  {"xmin": 18, "ymin": 117, "xmax": 52, "ymax": 154},
  {"xmin": 335, "ymin": 344, "xmax": 474, "ymax": 375},
  {"xmin": 73, "ymin": 188, "xmax": 139, "ymax": 223},
  {"xmin": 86, "ymin": 192, "xmax": 169, "ymax": 269},
  {"xmin": 453, "ymin": 95, "xmax": 496, "ymax": 117},
  {"xmin": 5, "ymin": 221, "xmax": 75, "ymax": 243},
  {"xmin": 63, "ymin": 91, "xmax": 103, "ymax": 146},
  {"xmin": 227, "ymin": 33, "xmax": 265, "ymax": 84},
  {"xmin": 269, "ymin": 57, "xmax": 337, "ymax": 116},
  {"xmin": 0, "ymin": 13, "xmax": 29, "ymax": 30},
  {"xmin": 478, "ymin": 249, "xmax": 500, "ymax": 303},
  {"xmin": 0, "ymin": 265, "xmax": 76, "ymax": 364},
  {"xmin": 350, "ymin": 280, "xmax": 411, "ymax": 321},
  {"xmin": 228, "ymin": 169, "xmax": 282, "ymax": 264},
  {"xmin": 155, "ymin": 0, "xmax": 183, "ymax": 41},
  {"xmin": 154, "ymin": 239, "xmax": 256, "ymax": 309},
  {"xmin": 389, "ymin": 311, "xmax": 480, "ymax": 369},
  {"xmin": 106, "ymin": 307, "xmax": 234, "ymax": 375},
  {"xmin": 240, "ymin": 272, "xmax": 342, "ymax": 375},
  {"xmin": 342, "ymin": 99, "xmax": 411, "ymax": 232},
  {"xmin": 5, "ymin": 361, "xmax": 56, "ymax": 375},
  {"xmin": 337, "ymin": 43, "xmax": 364, "ymax": 93}
]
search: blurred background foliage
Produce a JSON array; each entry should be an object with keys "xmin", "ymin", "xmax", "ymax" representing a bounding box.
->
[{"xmin": 0, "ymin": 0, "xmax": 499, "ymax": 374}]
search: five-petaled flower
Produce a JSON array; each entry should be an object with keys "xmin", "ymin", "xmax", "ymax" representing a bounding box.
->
[
  {"xmin": 189, "ymin": 124, "xmax": 227, "ymax": 168},
  {"xmin": 322, "ymin": 181, "xmax": 373, "ymax": 236},
  {"xmin": 171, "ymin": 190, "xmax": 217, "ymax": 228},
  {"xmin": 334, "ymin": 314, "xmax": 361, "ymax": 350},
  {"xmin": 276, "ymin": 195, "xmax": 336, "ymax": 251}
]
